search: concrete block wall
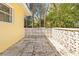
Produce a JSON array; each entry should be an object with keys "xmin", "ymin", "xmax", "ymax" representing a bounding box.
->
[{"xmin": 45, "ymin": 28, "xmax": 79, "ymax": 56}]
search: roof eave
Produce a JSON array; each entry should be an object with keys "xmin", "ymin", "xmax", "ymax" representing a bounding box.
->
[{"xmin": 22, "ymin": 4, "xmax": 32, "ymax": 16}]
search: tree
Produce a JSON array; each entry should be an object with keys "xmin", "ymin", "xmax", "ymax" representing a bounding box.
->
[{"xmin": 46, "ymin": 3, "xmax": 79, "ymax": 28}]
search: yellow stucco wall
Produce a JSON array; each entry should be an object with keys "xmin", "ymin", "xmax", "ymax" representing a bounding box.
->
[{"xmin": 0, "ymin": 3, "xmax": 27, "ymax": 53}]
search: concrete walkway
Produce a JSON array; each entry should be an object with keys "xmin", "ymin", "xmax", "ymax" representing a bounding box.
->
[{"xmin": 0, "ymin": 28, "xmax": 61, "ymax": 56}]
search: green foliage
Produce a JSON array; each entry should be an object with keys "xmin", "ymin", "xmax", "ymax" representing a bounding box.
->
[{"xmin": 45, "ymin": 3, "xmax": 79, "ymax": 28}]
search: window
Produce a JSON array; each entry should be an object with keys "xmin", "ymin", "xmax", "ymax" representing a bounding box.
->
[{"xmin": 0, "ymin": 3, "xmax": 12, "ymax": 22}]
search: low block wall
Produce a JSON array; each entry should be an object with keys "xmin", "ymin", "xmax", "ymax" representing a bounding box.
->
[{"xmin": 45, "ymin": 28, "xmax": 79, "ymax": 56}]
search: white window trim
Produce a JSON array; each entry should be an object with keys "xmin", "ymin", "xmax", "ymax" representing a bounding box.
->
[
  {"xmin": 0, "ymin": 10, "xmax": 12, "ymax": 16},
  {"xmin": 0, "ymin": 3, "xmax": 15, "ymax": 24}
]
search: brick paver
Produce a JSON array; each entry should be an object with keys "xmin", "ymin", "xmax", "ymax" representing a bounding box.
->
[{"xmin": 0, "ymin": 28, "xmax": 61, "ymax": 56}]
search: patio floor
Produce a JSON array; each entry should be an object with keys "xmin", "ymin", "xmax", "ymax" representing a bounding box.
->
[{"xmin": 0, "ymin": 28, "xmax": 61, "ymax": 56}]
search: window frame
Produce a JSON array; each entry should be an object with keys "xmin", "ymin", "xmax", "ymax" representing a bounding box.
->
[{"xmin": 0, "ymin": 3, "xmax": 13, "ymax": 23}]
